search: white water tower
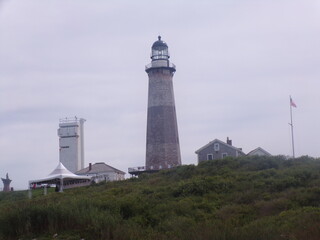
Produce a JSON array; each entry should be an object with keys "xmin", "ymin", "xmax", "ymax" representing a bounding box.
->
[{"xmin": 57, "ymin": 117, "xmax": 85, "ymax": 173}]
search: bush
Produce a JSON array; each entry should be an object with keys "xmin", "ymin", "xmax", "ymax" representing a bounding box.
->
[{"xmin": 1, "ymin": 156, "xmax": 320, "ymax": 239}]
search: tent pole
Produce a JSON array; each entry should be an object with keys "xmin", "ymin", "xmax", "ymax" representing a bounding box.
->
[
  {"xmin": 28, "ymin": 182, "xmax": 32, "ymax": 199},
  {"xmin": 59, "ymin": 178, "xmax": 63, "ymax": 192}
]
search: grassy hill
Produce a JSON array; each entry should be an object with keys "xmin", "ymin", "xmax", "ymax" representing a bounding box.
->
[{"xmin": 1, "ymin": 155, "xmax": 320, "ymax": 240}]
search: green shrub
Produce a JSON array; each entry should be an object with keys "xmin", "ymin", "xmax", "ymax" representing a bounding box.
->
[{"xmin": 1, "ymin": 156, "xmax": 320, "ymax": 240}]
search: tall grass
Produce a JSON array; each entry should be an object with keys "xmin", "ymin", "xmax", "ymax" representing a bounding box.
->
[{"xmin": 0, "ymin": 156, "xmax": 320, "ymax": 239}]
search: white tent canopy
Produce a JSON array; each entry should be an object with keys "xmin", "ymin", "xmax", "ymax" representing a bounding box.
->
[{"xmin": 29, "ymin": 162, "xmax": 92, "ymax": 192}]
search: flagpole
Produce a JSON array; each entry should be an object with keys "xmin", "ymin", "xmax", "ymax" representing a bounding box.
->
[{"xmin": 289, "ymin": 96, "xmax": 295, "ymax": 158}]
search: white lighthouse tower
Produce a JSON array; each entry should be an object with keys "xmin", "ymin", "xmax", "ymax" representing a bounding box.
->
[{"xmin": 57, "ymin": 117, "xmax": 85, "ymax": 173}]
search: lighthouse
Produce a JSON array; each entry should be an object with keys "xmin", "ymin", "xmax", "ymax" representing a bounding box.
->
[{"xmin": 145, "ymin": 36, "xmax": 181, "ymax": 170}]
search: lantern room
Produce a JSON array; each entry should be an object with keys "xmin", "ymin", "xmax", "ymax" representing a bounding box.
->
[{"xmin": 151, "ymin": 36, "xmax": 170, "ymax": 61}]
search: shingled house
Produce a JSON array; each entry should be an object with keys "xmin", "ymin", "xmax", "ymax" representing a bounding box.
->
[
  {"xmin": 76, "ymin": 162, "xmax": 125, "ymax": 183},
  {"xmin": 247, "ymin": 147, "xmax": 272, "ymax": 156},
  {"xmin": 195, "ymin": 138, "xmax": 245, "ymax": 164}
]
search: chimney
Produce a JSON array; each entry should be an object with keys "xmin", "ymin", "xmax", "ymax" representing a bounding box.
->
[
  {"xmin": 227, "ymin": 137, "xmax": 232, "ymax": 146},
  {"xmin": 89, "ymin": 163, "xmax": 92, "ymax": 171}
]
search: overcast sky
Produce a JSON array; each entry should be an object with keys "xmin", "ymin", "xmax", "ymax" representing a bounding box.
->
[{"xmin": 1, "ymin": 0, "xmax": 320, "ymax": 190}]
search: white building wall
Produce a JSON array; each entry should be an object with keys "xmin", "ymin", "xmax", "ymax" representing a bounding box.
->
[
  {"xmin": 84, "ymin": 172, "xmax": 125, "ymax": 183},
  {"xmin": 58, "ymin": 118, "xmax": 85, "ymax": 173}
]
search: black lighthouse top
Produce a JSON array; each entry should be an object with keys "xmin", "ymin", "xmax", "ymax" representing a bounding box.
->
[{"xmin": 151, "ymin": 36, "xmax": 170, "ymax": 61}]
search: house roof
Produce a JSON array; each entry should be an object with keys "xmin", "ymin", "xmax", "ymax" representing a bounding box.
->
[
  {"xmin": 29, "ymin": 162, "xmax": 91, "ymax": 185},
  {"xmin": 195, "ymin": 138, "xmax": 245, "ymax": 154},
  {"xmin": 247, "ymin": 147, "xmax": 272, "ymax": 156},
  {"xmin": 76, "ymin": 162, "xmax": 126, "ymax": 175}
]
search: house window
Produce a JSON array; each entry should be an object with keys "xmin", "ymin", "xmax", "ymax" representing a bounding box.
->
[
  {"xmin": 222, "ymin": 153, "xmax": 228, "ymax": 159},
  {"xmin": 214, "ymin": 143, "xmax": 220, "ymax": 152},
  {"xmin": 207, "ymin": 154, "xmax": 213, "ymax": 160}
]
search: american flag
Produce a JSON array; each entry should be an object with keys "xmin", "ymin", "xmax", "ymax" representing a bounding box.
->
[{"xmin": 290, "ymin": 97, "xmax": 297, "ymax": 108}]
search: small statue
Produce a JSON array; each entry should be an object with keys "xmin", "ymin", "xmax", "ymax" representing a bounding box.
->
[{"xmin": 2, "ymin": 173, "xmax": 12, "ymax": 192}]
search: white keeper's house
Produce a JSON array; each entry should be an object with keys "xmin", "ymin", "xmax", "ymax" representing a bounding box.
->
[{"xmin": 76, "ymin": 162, "xmax": 125, "ymax": 183}]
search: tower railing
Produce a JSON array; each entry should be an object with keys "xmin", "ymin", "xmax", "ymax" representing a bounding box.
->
[
  {"xmin": 145, "ymin": 61, "xmax": 176, "ymax": 71},
  {"xmin": 128, "ymin": 166, "xmax": 146, "ymax": 173},
  {"xmin": 59, "ymin": 117, "xmax": 84, "ymax": 124}
]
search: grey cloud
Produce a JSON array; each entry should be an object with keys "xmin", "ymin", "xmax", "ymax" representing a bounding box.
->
[{"xmin": 0, "ymin": 0, "xmax": 319, "ymax": 189}]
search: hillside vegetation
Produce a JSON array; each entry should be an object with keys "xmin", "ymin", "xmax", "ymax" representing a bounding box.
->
[{"xmin": 1, "ymin": 156, "xmax": 320, "ymax": 240}]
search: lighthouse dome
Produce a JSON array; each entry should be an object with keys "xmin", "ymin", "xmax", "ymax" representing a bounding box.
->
[
  {"xmin": 151, "ymin": 36, "xmax": 170, "ymax": 60},
  {"xmin": 152, "ymin": 36, "xmax": 168, "ymax": 49}
]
